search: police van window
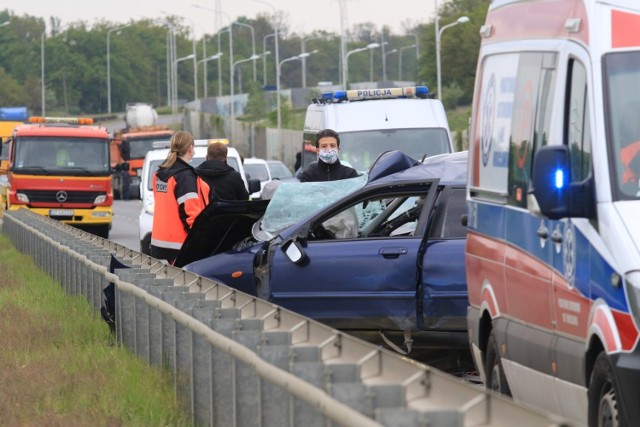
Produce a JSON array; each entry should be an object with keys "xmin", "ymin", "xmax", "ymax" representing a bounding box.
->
[{"xmin": 565, "ymin": 59, "xmax": 592, "ymax": 183}]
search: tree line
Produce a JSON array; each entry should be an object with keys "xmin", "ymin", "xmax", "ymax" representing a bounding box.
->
[{"xmin": 0, "ymin": 0, "xmax": 489, "ymax": 117}]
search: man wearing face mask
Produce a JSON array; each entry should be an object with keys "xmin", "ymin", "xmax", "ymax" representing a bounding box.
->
[{"xmin": 299, "ymin": 128, "xmax": 359, "ymax": 182}]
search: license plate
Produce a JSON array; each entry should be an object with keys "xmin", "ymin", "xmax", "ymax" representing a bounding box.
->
[{"xmin": 50, "ymin": 209, "xmax": 74, "ymax": 217}]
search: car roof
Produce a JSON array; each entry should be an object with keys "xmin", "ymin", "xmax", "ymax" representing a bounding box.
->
[{"xmin": 368, "ymin": 150, "xmax": 468, "ymax": 186}]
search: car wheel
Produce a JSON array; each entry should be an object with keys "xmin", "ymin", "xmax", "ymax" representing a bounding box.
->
[
  {"xmin": 140, "ymin": 233, "xmax": 151, "ymax": 255},
  {"xmin": 588, "ymin": 352, "xmax": 622, "ymax": 427},
  {"xmin": 484, "ymin": 332, "xmax": 511, "ymax": 396}
]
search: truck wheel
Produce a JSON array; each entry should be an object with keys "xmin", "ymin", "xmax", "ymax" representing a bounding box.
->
[
  {"xmin": 484, "ymin": 332, "xmax": 511, "ymax": 396},
  {"xmin": 588, "ymin": 352, "xmax": 622, "ymax": 427}
]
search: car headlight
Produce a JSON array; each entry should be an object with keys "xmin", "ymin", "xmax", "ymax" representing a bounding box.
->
[
  {"xmin": 17, "ymin": 192, "xmax": 29, "ymax": 203},
  {"xmin": 144, "ymin": 199, "xmax": 154, "ymax": 215},
  {"xmin": 94, "ymin": 195, "xmax": 107, "ymax": 204},
  {"xmin": 624, "ymin": 271, "xmax": 640, "ymax": 326}
]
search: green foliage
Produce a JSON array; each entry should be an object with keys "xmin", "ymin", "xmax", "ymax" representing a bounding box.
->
[
  {"xmin": 0, "ymin": 3, "xmax": 489, "ymax": 115},
  {"xmin": 0, "ymin": 235, "xmax": 191, "ymax": 426}
]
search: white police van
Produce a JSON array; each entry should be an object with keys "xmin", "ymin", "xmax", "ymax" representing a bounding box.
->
[
  {"xmin": 466, "ymin": 1, "xmax": 640, "ymax": 425},
  {"xmin": 137, "ymin": 140, "xmax": 249, "ymax": 255},
  {"xmin": 300, "ymin": 86, "xmax": 454, "ymax": 173}
]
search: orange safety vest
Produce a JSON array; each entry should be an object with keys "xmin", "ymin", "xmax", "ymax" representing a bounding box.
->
[
  {"xmin": 151, "ymin": 158, "xmax": 209, "ymax": 255},
  {"xmin": 621, "ymin": 140, "xmax": 640, "ymax": 185}
]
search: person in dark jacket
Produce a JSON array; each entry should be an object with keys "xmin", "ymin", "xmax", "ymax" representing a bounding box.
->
[
  {"xmin": 151, "ymin": 131, "xmax": 209, "ymax": 264},
  {"xmin": 196, "ymin": 142, "xmax": 249, "ymax": 201},
  {"xmin": 298, "ymin": 129, "xmax": 359, "ymax": 182}
]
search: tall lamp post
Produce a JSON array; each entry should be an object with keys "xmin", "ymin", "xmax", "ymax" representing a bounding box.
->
[
  {"xmin": 198, "ymin": 52, "xmax": 223, "ymax": 98},
  {"xmin": 343, "ymin": 43, "xmax": 380, "ymax": 90},
  {"xmin": 233, "ymin": 21, "xmax": 257, "ymax": 82},
  {"xmin": 249, "ymin": 0, "xmax": 280, "ymax": 129},
  {"xmin": 231, "ymin": 54, "xmax": 260, "ymax": 140},
  {"xmin": 0, "ymin": 21, "xmax": 10, "ymax": 28},
  {"xmin": 301, "ymin": 34, "xmax": 326, "ymax": 88},
  {"xmin": 173, "ymin": 54, "xmax": 195, "ymax": 118},
  {"xmin": 384, "ymin": 49, "xmax": 398, "ymax": 80},
  {"xmin": 262, "ymin": 32, "xmax": 275, "ymax": 86},
  {"xmin": 398, "ymin": 44, "xmax": 416, "ymax": 81},
  {"xmin": 41, "ymin": 24, "xmax": 71, "ymax": 116},
  {"xmin": 107, "ymin": 24, "xmax": 131, "ymax": 114},
  {"xmin": 436, "ymin": 15, "xmax": 469, "ymax": 101}
]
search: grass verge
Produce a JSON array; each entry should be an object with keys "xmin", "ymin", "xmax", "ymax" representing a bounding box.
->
[{"xmin": 0, "ymin": 234, "xmax": 192, "ymax": 426}]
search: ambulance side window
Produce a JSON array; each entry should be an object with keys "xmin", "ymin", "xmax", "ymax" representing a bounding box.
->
[
  {"xmin": 565, "ymin": 59, "xmax": 592, "ymax": 182},
  {"xmin": 508, "ymin": 52, "xmax": 557, "ymax": 208}
]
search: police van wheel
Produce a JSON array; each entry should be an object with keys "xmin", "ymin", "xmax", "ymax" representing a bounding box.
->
[
  {"xmin": 588, "ymin": 352, "xmax": 622, "ymax": 427},
  {"xmin": 484, "ymin": 332, "xmax": 511, "ymax": 396},
  {"xmin": 140, "ymin": 234, "xmax": 151, "ymax": 255}
]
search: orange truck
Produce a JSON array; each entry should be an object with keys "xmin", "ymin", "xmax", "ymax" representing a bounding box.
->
[
  {"xmin": 110, "ymin": 103, "xmax": 173, "ymax": 199},
  {"xmin": 5, "ymin": 116, "xmax": 113, "ymax": 238},
  {"xmin": 0, "ymin": 107, "xmax": 29, "ymax": 212},
  {"xmin": 110, "ymin": 125, "xmax": 173, "ymax": 199}
]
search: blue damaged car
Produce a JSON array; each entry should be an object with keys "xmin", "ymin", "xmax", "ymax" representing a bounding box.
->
[{"xmin": 177, "ymin": 150, "xmax": 468, "ymax": 353}]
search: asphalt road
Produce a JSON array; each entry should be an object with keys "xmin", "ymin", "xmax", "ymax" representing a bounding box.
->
[{"xmin": 110, "ymin": 199, "xmax": 142, "ymax": 251}]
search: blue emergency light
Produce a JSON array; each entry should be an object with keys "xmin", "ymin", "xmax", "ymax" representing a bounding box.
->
[{"xmin": 554, "ymin": 168, "xmax": 566, "ymax": 189}]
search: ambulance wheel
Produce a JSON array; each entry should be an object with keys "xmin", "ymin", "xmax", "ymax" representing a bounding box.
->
[
  {"xmin": 588, "ymin": 352, "xmax": 622, "ymax": 427},
  {"xmin": 484, "ymin": 332, "xmax": 511, "ymax": 396}
]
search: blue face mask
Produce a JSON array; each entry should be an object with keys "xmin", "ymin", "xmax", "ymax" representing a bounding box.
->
[{"xmin": 318, "ymin": 148, "xmax": 339, "ymax": 164}]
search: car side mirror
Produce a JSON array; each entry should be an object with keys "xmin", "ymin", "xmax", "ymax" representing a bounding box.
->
[
  {"xmin": 248, "ymin": 178, "xmax": 261, "ymax": 195},
  {"xmin": 530, "ymin": 145, "xmax": 595, "ymax": 220},
  {"xmin": 282, "ymin": 239, "xmax": 307, "ymax": 265}
]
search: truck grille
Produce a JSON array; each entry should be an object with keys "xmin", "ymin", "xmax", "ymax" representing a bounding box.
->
[{"xmin": 24, "ymin": 190, "xmax": 103, "ymax": 204}]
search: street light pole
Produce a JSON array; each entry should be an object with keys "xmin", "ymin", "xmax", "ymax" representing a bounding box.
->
[
  {"xmin": 436, "ymin": 12, "xmax": 469, "ymax": 101},
  {"xmin": 248, "ymin": 0, "xmax": 279, "ymax": 130},
  {"xmin": 384, "ymin": 49, "xmax": 398, "ymax": 80},
  {"xmin": 233, "ymin": 21, "xmax": 257, "ymax": 82},
  {"xmin": 301, "ymin": 34, "xmax": 326, "ymax": 88},
  {"xmin": 398, "ymin": 44, "xmax": 416, "ymax": 81},
  {"xmin": 107, "ymin": 24, "xmax": 131, "ymax": 114},
  {"xmin": 173, "ymin": 54, "xmax": 195, "ymax": 118},
  {"xmin": 198, "ymin": 52, "xmax": 223, "ymax": 99},
  {"xmin": 231, "ymin": 54, "xmax": 260, "ymax": 140},
  {"xmin": 343, "ymin": 43, "xmax": 380, "ymax": 90},
  {"xmin": 41, "ymin": 30, "xmax": 45, "ymax": 116},
  {"xmin": 262, "ymin": 33, "xmax": 275, "ymax": 86}
]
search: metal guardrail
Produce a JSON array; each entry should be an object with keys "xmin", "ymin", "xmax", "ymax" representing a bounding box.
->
[{"xmin": 2, "ymin": 209, "xmax": 572, "ymax": 427}]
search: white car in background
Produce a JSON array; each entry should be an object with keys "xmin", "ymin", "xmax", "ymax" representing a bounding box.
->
[
  {"xmin": 136, "ymin": 140, "xmax": 250, "ymax": 255},
  {"xmin": 243, "ymin": 158, "xmax": 294, "ymax": 199}
]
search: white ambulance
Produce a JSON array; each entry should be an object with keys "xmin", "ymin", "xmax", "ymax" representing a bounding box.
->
[
  {"xmin": 300, "ymin": 86, "xmax": 453, "ymax": 173},
  {"xmin": 466, "ymin": 1, "xmax": 640, "ymax": 425}
]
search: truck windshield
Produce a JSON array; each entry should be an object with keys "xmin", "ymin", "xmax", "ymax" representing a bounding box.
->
[
  {"xmin": 13, "ymin": 136, "xmax": 110, "ymax": 176},
  {"xmin": 304, "ymin": 128, "xmax": 451, "ymax": 172},
  {"xmin": 129, "ymin": 138, "xmax": 164, "ymax": 159},
  {"xmin": 604, "ymin": 51, "xmax": 640, "ymax": 200}
]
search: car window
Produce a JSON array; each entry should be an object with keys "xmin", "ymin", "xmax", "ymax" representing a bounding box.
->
[
  {"xmin": 427, "ymin": 187, "xmax": 467, "ymax": 239},
  {"xmin": 312, "ymin": 194, "xmax": 426, "ymax": 240},
  {"xmin": 268, "ymin": 162, "xmax": 293, "ymax": 179},
  {"xmin": 245, "ymin": 163, "xmax": 270, "ymax": 181}
]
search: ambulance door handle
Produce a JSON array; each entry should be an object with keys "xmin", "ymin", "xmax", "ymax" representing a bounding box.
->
[
  {"xmin": 536, "ymin": 223, "xmax": 549, "ymax": 239},
  {"xmin": 550, "ymin": 229, "xmax": 563, "ymax": 244}
]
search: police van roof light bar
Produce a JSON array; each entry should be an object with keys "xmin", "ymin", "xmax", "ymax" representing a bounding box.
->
[{"xmin": 321, "ymin": 86, "xmax": 429, "ymax": 102}]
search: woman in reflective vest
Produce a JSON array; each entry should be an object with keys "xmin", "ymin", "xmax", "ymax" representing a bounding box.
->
[{"xmin": 151, "ymin": 131, "xmax": 209, "ymax": 264}]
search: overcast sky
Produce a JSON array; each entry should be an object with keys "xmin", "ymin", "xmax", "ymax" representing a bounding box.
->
[{"xmin": 3, "ymin": 0, "xmax": 436, "ymax": 36}]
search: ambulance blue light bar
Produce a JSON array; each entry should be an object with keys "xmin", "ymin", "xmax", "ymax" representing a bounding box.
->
[{"xmin": 321, "ymin": 86, "xmax": 429, "ymax": 101}]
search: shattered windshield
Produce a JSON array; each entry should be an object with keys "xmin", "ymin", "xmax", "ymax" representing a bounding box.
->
[{"xmin": 259, "ymin": 174, "xmax": 368, "ymax": 235}]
